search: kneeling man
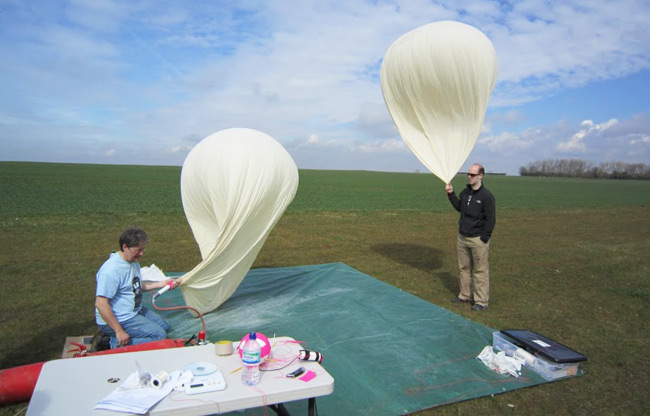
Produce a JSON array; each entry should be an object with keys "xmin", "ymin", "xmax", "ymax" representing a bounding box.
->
[{"xmin": 95, "ymin": 228, "xmax": 177, "ymax": 349}]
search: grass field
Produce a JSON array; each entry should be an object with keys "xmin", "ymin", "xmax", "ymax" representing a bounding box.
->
[{"xmin": 1, "ymin": 161, "xmax": 650, "ymax": 415}]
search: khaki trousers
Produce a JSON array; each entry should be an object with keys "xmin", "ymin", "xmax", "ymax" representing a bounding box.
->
[{"xmin": 456, "ymin": 234, "xmax": 490, "ymax": 306}]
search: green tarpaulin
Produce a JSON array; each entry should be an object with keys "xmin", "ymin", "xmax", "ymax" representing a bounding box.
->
[{"xmin": 147, "ymin": 262, "xmax": 553, "ymax": 415}]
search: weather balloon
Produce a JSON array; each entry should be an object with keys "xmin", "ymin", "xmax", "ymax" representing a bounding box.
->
[
  {"xmin": 176, "ymin": 128, "xmax": 299, "ymax": 314},
  {"xmin": 380, "ymin": 21, "xmax": 498, "ymax": 183}
]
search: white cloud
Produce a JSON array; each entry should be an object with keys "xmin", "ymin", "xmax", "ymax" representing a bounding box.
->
[
  {"xmin": 487, "ymin": 0, "xmax": 650, "ymax": 105},
  {"xmin": 630, "ymin": 135, "xmax": 650, "ymax": 145},
  {"xmin": 487, "ymin": 110, "xmax": 526, "ymax": 125},
  {"xmin": 557, "ymin": 119, "xmax": 618, "ymax": 152},
  {"xmin": 470, "ymin": 114, "xmax": 650, "ymax": 175},
  {"xmin": 479, "ymin": 130, "xmax": 536, "ymax": 151},
  {"xmin": 0, "ymin": 0, "xmax": 649, "ymax": 174},
  {"xmin": 356, "ymin": 139, "xmax": 408, "ymax": 153}
]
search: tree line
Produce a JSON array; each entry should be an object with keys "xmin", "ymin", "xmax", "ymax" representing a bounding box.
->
[{"xmin": 519, "ymin": 159, "xmax": 650, "ymax": 179}]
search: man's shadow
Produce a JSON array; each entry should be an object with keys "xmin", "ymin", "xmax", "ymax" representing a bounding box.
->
[{"xmin": 372, "ymin": 243, "xmax": 456, "ymax": 294}]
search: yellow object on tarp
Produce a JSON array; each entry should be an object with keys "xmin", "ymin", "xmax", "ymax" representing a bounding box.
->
[{"xmin": 177, "ymin": 128, "xmax": 298, "ymax": 314}]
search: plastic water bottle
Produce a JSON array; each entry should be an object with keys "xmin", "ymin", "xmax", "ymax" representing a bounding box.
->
[{"xmin": 241, "ymin": 332, "xmax": 261, "ymax": 386}]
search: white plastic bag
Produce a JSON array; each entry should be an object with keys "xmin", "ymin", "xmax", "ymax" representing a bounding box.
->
[{"xmin": 477, "ymin": 346, "xmax": 524, "ymax": 378}]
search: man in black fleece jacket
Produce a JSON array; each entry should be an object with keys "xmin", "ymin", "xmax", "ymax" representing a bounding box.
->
[{"xmin": 445, "ymin": 163, "xmax": 496, "ymax": 311}]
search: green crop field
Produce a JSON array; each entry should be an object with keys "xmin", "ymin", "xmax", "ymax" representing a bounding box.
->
[
  {"xmin": 1, "ymin": 161, "xmax": 649, "ymax": 415},
  {"xmin": 2, "ymin": 162, "xmax": 648, "ymax": 215}
]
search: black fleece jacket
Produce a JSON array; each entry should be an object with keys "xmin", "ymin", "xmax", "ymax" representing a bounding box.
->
[{"xmin": 447, "ymin": 184, "xmax": 496, "ymax": 243}]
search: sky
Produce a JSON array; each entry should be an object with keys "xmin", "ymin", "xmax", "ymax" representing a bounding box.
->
[{"xmin": 1, "ymin": 0, "xmax": 649, "ymax": 176}]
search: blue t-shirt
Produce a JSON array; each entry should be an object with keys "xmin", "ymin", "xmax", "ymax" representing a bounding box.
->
[{"xmin": 95, "ymin": 252, "xmax": 143, "ymax": 325}]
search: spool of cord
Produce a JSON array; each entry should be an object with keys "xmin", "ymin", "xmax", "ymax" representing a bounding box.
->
[
  {"xmin": 150, "ymin": 370, "xmax": 170, "ymax": 388},
  {"xmin": 216, "ymin": 340, "xmax": 234, "ymax": 355}
]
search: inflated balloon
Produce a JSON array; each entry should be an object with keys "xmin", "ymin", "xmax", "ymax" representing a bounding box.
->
[
  {"xmin": 176, "ymin": 128, "xmax": 299, "ymax": 314},
  {"xmin": 236, "ymin": 332, "xmax": 272, "ymax": 361},
  {"xmin": 380, "ymin": 21, "xmax": 498, "ymax": 183}
]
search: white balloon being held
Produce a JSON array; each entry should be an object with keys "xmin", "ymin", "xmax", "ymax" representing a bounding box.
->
[{"xmin": 380, "ymin": 21, "xmax": 498, "ymax": 183}]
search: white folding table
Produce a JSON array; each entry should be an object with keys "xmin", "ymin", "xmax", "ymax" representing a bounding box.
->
[{"xmin": 26, "ymin": 337, "xmax": 334, "ymax": 415}]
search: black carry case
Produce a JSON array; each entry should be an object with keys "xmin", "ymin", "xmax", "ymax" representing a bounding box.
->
[{"xmin": 500, "ymin": 329, "xmax": 587, "ymax": 363}]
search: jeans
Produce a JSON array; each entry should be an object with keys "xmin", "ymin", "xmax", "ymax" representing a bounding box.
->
[{"xmin": 99, "ymin": 307, "xmax": 170, "ymax": 349}]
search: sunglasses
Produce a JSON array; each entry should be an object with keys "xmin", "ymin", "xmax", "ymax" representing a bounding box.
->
[{"xmin": 467, "ymin": 173, "xmax": 479, "ymax": 177}]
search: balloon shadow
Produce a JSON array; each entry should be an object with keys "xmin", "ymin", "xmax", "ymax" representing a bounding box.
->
[
  {"xmin": 372, "ymin": 243, "xmax": 442, "ymax": 272},
  {"xmin": 372, "ymin": 243, "xmax": 458, "ymax": 295},
  {"xmin": 436, "ymin": 271, "xmax": 459, "ymax": 296}
]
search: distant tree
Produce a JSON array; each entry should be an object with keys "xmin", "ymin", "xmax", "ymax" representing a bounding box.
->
[{"xmin": 519, "ymin": 159, "xmax": 650, "ymax": 179}]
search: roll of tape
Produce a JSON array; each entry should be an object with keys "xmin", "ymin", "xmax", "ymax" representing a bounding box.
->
[
  {"xmin": 150, "ymin": 370, "xmax": 170, "ymax": 388},
  {"xmin": 216, "ymin": 340, "xmax": 233, "ymax": 356}
]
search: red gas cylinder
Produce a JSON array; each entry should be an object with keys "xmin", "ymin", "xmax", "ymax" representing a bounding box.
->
[
  {"xmin": 80, "ymin": 338, "xmax": 186, "ymax": 356},
  {"xmin": 0, "ymin": 362, "xmax": 45, "ymax": 405}
]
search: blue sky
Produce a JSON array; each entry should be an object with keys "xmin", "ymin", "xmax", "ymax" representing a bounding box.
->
[{"xmin": 1, "ymin": 0, "xmax": 649, "ymax": 176}]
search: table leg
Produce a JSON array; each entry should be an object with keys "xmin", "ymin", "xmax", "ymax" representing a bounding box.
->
[
  {"xmin": 308, "ymin": 397, "xmax": 316, "ymax": 416},
  {"xmin": 268, "ymin": 398, "xmax": 317, "ymax": 416},
  {"xmin": 268, "ymin": 403, "xmax": 292, "ymax": 416}
]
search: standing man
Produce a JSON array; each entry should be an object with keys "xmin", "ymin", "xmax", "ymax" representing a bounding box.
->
[
  {"xmin": 445, "ymin": 164, "xmax": 496, "ymax": 311},
  {"xmin": 95, "ymin": 228, "xmax": 177, "ymax": 348}
]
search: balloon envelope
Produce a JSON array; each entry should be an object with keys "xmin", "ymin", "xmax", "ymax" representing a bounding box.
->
[
  {"xmin": 178, "ymin": 128, "xmax": 299, "ymax": 314},
  {"xmin": 380, "ymin": 21, "xmax": 498, "ymax": 183}
]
